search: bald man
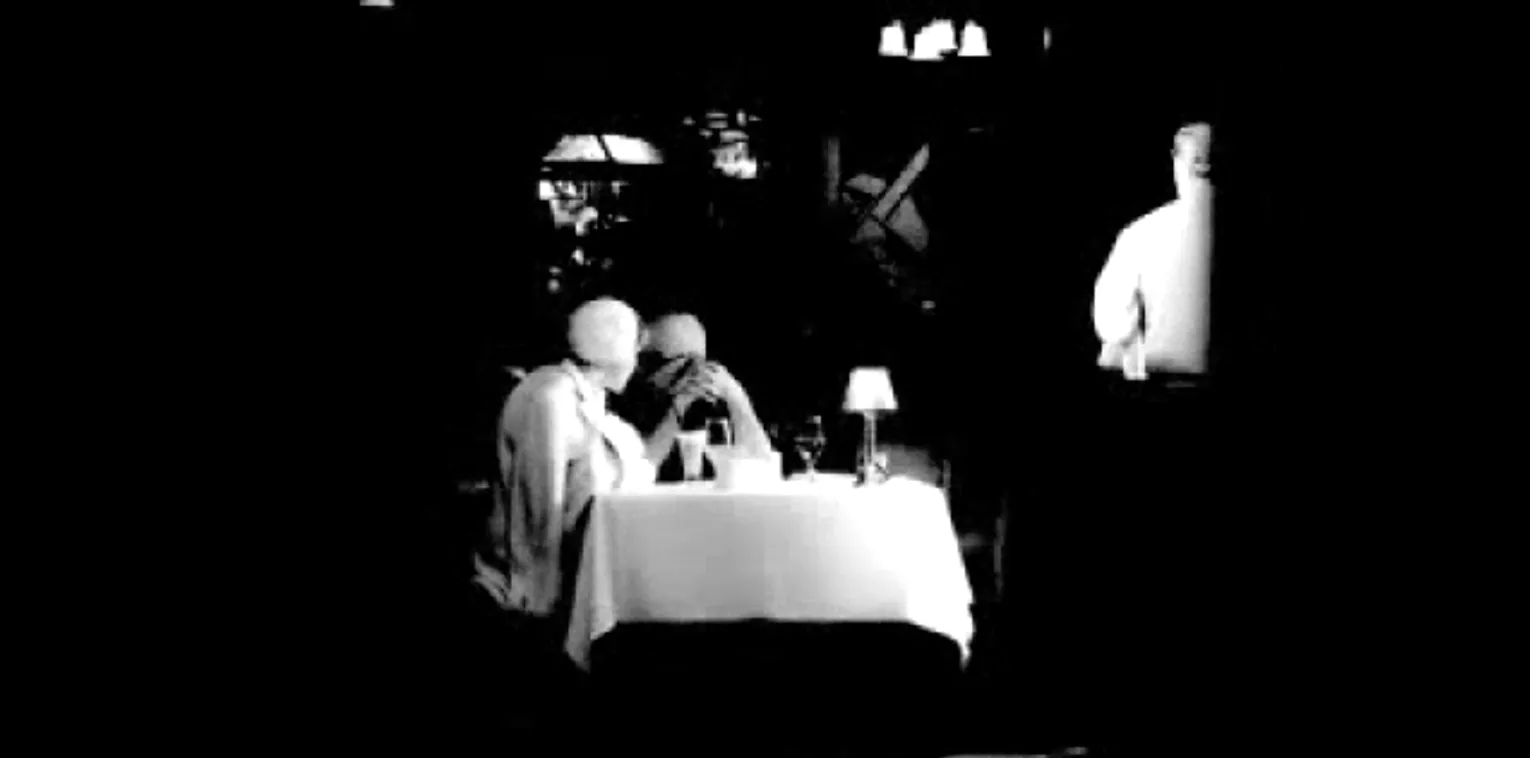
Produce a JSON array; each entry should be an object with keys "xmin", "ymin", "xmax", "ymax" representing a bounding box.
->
[
  {"xmin": 1093, "ymin": 122, "xmax": 1217, "ymax": 379},
  {"xmin": 618, "ymin": 312, "xmax": 773, "ymax": 481}
]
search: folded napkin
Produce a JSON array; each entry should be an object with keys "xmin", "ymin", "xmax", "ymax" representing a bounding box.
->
[{"xmin": 711, "ymin": 447, "xmax": 783, "ymax": 490}]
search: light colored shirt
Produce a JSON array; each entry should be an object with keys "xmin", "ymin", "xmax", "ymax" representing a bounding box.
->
[
  {"xmin": 475, "ymin": 360, "xmax": 653, "ymax": 618},
  {"xmin": 1092, "ymin": 194, "xmax": 1214, "ymax": 375}
]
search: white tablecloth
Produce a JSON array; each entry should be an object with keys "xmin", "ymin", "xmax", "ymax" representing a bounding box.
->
[{"xmin": 565, "ymin": 475, "xmax": 974, "ymax": 669}]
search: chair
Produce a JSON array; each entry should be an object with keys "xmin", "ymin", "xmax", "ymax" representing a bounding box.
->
[
  {"xmin": 882, "ymin": 441, "xmax": 947, "ymax": 491},
  {"xmin": 453, "ymin": 364, "xmax": 526, "ymax": 497},
  {"xmin": 881, "ymin": 443, "xmax": 1003, "ymax": 604},
  {"xmin": 450, "ymin": 364, "xmax": 526, "ymax": 596}
]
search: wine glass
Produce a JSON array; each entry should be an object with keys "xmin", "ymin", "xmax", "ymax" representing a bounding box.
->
[
  {"xmin": 792, "ymin": 415, "xmax": 826, "ymax": 481},
  {"xmin": 706, "ymin": 416, "xmax": 733, "ymax": 448}
]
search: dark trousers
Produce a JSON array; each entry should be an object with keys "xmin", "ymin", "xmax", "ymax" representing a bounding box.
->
[
  {"xmin": 997, "ymin": 373, "xmax": 1245, "ymax": 752},
  {"xmin": 445, "ymin": 582, "xmax": 592, "ymax": 741}
]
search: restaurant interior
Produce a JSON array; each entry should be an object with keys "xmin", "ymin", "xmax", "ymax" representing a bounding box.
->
[{"xmin": 339, "ymin": 2, "xmax": 1312, "ymax": 755}]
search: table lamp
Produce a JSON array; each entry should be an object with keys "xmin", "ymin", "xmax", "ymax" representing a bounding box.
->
[{"xmin": 844, "ymin": 367, "xmax": 898, "ymax": 485}]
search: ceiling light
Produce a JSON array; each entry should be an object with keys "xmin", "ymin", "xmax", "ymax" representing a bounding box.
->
[
  {"xmin": 879, "ymin": 22, "xmax": 909, "ymax": 57},
  {"xmin": 957, "ymin": 21, "xmax": 990, "ymax": 57},
  {"xmin": 910, "ymin": 19, "xmax": 957, "ymax": 61}
]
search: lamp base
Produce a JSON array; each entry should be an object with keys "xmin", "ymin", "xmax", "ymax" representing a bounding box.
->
[
  {"xmin": 855, "ymin": 411, "xmax": 890, "ymax": 486},
  {"xmin": 855, "ymin": 450, "xmax": 890, "ymax": 486}
]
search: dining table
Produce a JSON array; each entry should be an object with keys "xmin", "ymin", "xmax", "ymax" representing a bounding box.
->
[{"xmin": 563, "ymin": 472, "xmax": 976, "ymax": 756}]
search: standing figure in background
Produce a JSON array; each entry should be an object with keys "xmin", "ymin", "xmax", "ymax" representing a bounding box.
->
[
  {"xmin": 614, "ymin": 312, "xmax": 773, "ymax": 482},
  {"xmin": 1080, "ymin": 126, "xmax": 1227, "ymax": 734},
  {"xmin": 1092, "ymin": 122, "xmax": 1217, "ymax": 379}
]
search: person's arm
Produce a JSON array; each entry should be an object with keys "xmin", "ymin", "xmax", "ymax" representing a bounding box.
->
[
  {"xmin": 1092, "ymin": 225, "xmax": 1143, "ymax": 366},
  {"xmin": 643, "ymin": 403, "xmax": 685, "ymax": 466},
  {"xmin": 706, "ymin": 363, "xmax": 773, "ymax": 456},
  {"xmin": 513, "ymin": 384, "xmax": 574, "ymax": 612},
  {"xmin": 641, "ymin": 367, "xmax": 713, "ymax": 465},
  {"xmin": 726, "ymin": 392, "xmax": 772, "ymax": 457}
]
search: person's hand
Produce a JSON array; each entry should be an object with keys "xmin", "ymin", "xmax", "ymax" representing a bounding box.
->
[
  {"xmin": 669, "ymin": 361, "xmax": 717, "ymax": 416},
  {"xmin": 1098, "ymin": 330, "xmax": 1147, "ymax": 380},
  {"xmin": 696, "ymin": 362, "xmax": 747, "ymax": 407},
  {"xmin": 1120, "ymin": 332, "xmax": 1148, "ymax": 381},
  {"xmin": 1098, "ymin": 341, "xmax": 1126, "ymax": 369},
  {"xmin": 648, "ymin": 355, "xmax": 692, "ymax": 393}
]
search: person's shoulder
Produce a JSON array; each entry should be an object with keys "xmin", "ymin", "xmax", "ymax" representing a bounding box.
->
[
  {"xmin": 1114, "ymin": 202, "xmax": 1175, "ymax": 250},
  {"xmin": 1130, "ymin": 201, "xmax": 1178, "ymax": 231},
  {"xmin": 508, "ymin": 365, "xmax": 577, "ymax": 412}
]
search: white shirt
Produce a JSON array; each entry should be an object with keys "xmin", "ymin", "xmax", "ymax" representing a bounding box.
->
[
  {"xmin": 476, "ymin": 361, "xmax": 653, "ymax": 617},
  {"xmin": 1092, "ymin": 193, "xmax": 1214, "ymax": 375}
]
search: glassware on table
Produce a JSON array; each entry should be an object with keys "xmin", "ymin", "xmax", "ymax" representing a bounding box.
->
[
  {"xmin": 676, "ymin": 429, "xmax": 707, "ymax": 482},
  {"xmin": 792, "ymin": 415, "xmax": 826, "ymax": 481},
  {"xmin": 704, "ymin": 416, "xmax": 733, "ymax": 470},
  {"xmin": 706, "ymin": 416, "xmax": 733, "ymax": 447}
]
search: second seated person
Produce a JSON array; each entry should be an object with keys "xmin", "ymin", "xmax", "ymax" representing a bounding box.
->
[{"xmin": 615, "ymin": 312, "xmax": 774, "ymax": 482}]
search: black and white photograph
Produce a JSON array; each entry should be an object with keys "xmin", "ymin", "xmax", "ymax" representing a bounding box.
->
[{"xmin": 325, "ymin": 2, "xmax": 1319, "ymax": 755}]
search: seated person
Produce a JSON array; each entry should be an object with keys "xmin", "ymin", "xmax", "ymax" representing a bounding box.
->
[
  {"xmin": 472, "ymin": 297, "xmax": 655, "ymax": 631},
  {"xmin": 615, "ymin": 312, "xmax": 773, "ymax": 481}
]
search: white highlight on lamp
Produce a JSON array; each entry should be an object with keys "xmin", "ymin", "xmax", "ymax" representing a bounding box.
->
[
  {"xmin": 910, "ymin": 19, "xmax": 958, "ymax": 61},
  {"xmin": 879, "ymin": 22, "xmax": 909, "ymax": 57},
  {"xmin": 909, "ymin": 26, "xmax": 940, "ymax": 60},
  {"xmin": 931, "ymin": 20, "xmax": 958, "ymax": 54},
  {"xmin": 844, "ymin": 367, "xmax": 898, "ymax": 413},
  {"xmin": 957, "ymin": 21, "xmax": 990, "ymax": 57},
  {"xmin": 884, "ymin": 18, "xmax": 992, "ymax": 60},
  {"xmin": 360, "ymin": 0, "xmax": 393, "ymax": 7},
  {"xmin": 1043, "ymin": 27, "xmax": 1052, "ymax": 51}
]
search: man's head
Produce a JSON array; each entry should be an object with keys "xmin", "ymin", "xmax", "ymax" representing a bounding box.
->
[
  {"xmin": 568, "ymin": 297, "xmax": 643, "ymax": 391},
  {"xmin": 1171, "ymin": 122, "xmax": 1215, "ymax": 198},
  {"xmin": 647, "ymin": 313, "xmax": 708, "ymax": 359},
  {"xmin": 636, "ymin": 313, "xmax": 708, "ymax": 395}
]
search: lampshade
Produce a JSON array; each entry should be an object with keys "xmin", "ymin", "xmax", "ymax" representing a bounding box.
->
[
  {"xmin": 957, "ymin": 21, "xmax": 990, "ymax": 57},
  {"xmin": 879, "ymin": 22, "xmax": 908, "ymax": 57},
  {"xmin": 930, "ymin": 20, "xmax": 957, "ymax": 53},
  {"xmin": 844, "ymin": 367, "xmax": 898, "ymax": 413},
  {"xmin": 909, "ymin": 20, "xmax": 956, "ymax": 61}
]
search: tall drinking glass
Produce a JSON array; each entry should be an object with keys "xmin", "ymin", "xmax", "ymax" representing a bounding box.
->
[{"xmin": 676, "ymin": 430, "xmax": 707, "ymax": 482}]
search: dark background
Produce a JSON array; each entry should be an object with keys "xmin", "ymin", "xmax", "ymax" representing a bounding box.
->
[
  {"xmin": 342, "ymin": 0, "xmax": 1299, "ymax": 484},
  {"xmin": 256, "ymin": 1, "xmax": 1320, "ymax": 751}
]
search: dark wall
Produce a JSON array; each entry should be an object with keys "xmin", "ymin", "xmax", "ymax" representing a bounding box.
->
[
  {"xmin": 234, "ymin": 10, "xmax": 1351, "ymax": 758},
  {"xmin": 345, "ymin": 9, "xmax": 1297, "ymax": 463},
  {"xmin": 332, "ymin": 6, "xmax": 1310, "ymax": 747},
  {"xmin": 345, "ymin": 0, "xmax": 1299, "ymax": 538}
]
